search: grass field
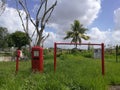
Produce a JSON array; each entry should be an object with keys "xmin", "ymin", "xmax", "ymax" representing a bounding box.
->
[{"xmin": 0, "ymin": 51, "xmax": 120, "ymax": 90}]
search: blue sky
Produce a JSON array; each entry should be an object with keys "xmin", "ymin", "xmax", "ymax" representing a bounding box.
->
[
  {"xmin": 89, "ymin": 0, "xmax": 120, "ymax": 30},
  {"xmin": 0, "ymin": 0, "xmax": 120, "ymax": 47},
  {"xmin": 7, "ymin": 0, "xmax": 117, "ymax": 31}
]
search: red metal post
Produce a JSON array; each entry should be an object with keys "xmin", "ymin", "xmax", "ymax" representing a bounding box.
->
[
  {"xmin": 15, "ymin": 50, "xmax": 20, "ymax": 73},
  {"xmin": 54, "ymin": 42, "xmax": 57, "ymax": 72},
  {"xmin": 101, "ymin": 43, "xmax": 105, "ymax": 76},
  {"xmin": 16, "ymin": 57, "xmax": 19, "ymax": 72}
]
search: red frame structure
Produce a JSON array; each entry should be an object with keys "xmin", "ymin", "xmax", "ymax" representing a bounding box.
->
[{"xmin": 54, "ymin": 42, "xmax": 105, "ymax": 76}]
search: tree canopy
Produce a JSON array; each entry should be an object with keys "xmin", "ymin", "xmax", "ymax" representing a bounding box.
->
[
  {"xmin": 64, "ymin": 20, "xmax": 90, "ymax": 48},
  {"xmin": 0, "ymin": 27, "xmax": 8, "ymax": 49},
  {"xmin": 7, "ymin": 31, "xmax": 29, "ymax": 48}
]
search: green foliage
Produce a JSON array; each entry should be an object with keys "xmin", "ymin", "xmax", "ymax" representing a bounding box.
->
[
  {"xmin": 44, "ymin": 49, "xmax": 49, "ymax": 55},
  {"xmin": 0, "ymin": 27, "xmax": 9, "ymax": 49},
  {"xmin": 64, "ymin": 49, "xmax": 93, "ymax": 58},
  {"xmin": 81, "ymin": 51, "xmax": 93, "ymax": 58},
  {"xmin": 22, "ymin": 48, "xmax": 31, "ymax": 59},
  {"xmin": 43, "ymin": 49, "xmax": 54, "ymax": 59},
  {"xmin": 8, "ymin": 31, "xmax": 29, "ymax": 48},
  {"xmin": 64, "ymin": 20, "xmax": 90, "ymax": 48},
  {"xmin": 6, "ymin": 34, "xmax": 14, "ymax": 47},
  {"xmin": 1, "ymin": 52, "xmax": 120, "ymax": 90},
  {"xmin": 71, "ymin": 48, "xmax": 80, "ymax": 55}
]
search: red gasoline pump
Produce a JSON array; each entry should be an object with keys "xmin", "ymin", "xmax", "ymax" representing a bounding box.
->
[{"xmin": 31, "ymin": 46, "xmax": 44, "ymax": 72}]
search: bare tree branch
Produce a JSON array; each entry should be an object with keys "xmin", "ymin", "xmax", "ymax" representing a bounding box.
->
[
  {"xmin": 15, "ymin": 0, "xmax": 32, "ymax": 44},
  {"xmin": 16, "ymin": 0, "xmax": 57, "ymax": 46},
  {"xmin": 35, "ymin": 0, "xmax": 45, "ymax": 35},
  {"xmin": 45, "ymin": 6, "xmax": 54, "ymax": 23},
  {"xmin": 0, "ymin": 0, "xmax": 6, "ymax": 15},
  {"xmin": 41, "ymin": 33, "xmax": 49, "ymax": 47},
  {"xmin": 41, "ymin": 0, "xmax": 57, "ymax": 27}
]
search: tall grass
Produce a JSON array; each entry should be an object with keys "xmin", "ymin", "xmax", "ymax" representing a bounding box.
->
[{"xmin": 0, "ymin": 52, "xmax": 120, "ymax": 90}]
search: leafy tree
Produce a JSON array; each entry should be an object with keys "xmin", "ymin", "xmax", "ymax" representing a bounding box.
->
[
  {"xmin": 6, "ymin": 34, "xmax": 14, "ymax": 47},
  {"xmin": 0, "ymin": 27, "xmax": 8, "ymax": 49},
  {"xmin": 119, "ymin": 45, "xmax": 120, "ymax": 49},
  {"xmin": 64, "ymin": 20, "xmax": 90, "ymax": 49},
  {"xmin": 8, "ymin": 31, "xmax": 29, "ymax": 48}
]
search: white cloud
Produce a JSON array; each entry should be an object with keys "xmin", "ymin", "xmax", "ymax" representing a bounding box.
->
[
  {"xmin": 44, "ymin": 0, "xmax": 102, "ymax": 47},
  {"xmin": 0, "ymin": 7, "xmax": 23, "ymax": 33},
  {"xmin": 114, "ymin": 8, "xmax": 120, "ymax": 30},
  {"xmin": 49, "ymin": 0, "xmax": 101, "ymax": 31},
  {"xmin": 0, "ymin": 7, "xmax": 35, "ymax": 34},
  {"xmin": 112, "ymin": 30, "xmax": 120, "ymax": 42},
  {"xmin": 88, "ymin": 27, "xmax": 111, "ymax": 44},
  {"xmin": 45, "ymin": 0, "xmax": 101, "ymax": 47},
  {"xmin": 44, "ymin": 32, "xmax": 57, "ymax": 47},
  {"xmin": 112, "ymin": 8, "xmax": 120, "ymax": 45},
  {"xmin": 84, "ymin": 7, "xmax": 120, "ymax": 46},
  {"xmin": 0, "ymin": 0, "xmax": 102, "ymax": 48}
]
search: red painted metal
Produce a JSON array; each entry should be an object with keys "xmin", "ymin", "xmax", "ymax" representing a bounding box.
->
[
  {"xmin": 16, "ymin": 57, "xmax": 19, "ymax": 72},
  {"xmin": 31, "ymin": 46, "xmax": 44, "ymax": 73},
  {"xmin": 56, "ymin": 42, "xmax": 101, "ymax": 46},
  {"xmin": 101, "ymin": 43, "xmax": 105, "ymax": 75},
  {"xmin": 16, "ymin": 50, "xmax": 20, "ymax": 73},
  {"xmin": 54, "ymin": 42, "xmax": 105, "ymax": 76},
  {"xmin": 54, "ymin": 43, "xmax": 57, "ymax": 72}
]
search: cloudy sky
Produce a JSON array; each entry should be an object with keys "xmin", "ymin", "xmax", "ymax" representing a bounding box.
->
[{"xmin": 0, "ymin": 0, "xmax": 120, "ymax": 48}]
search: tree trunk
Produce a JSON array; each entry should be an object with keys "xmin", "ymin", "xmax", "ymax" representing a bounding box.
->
[
  {"xmin": 36, "ymin": 36, "xmax": 42, "ymax": 46},
  {"xmin": 36, "ymin": 29, "xmax": 44, "ymax": 46},
  {"xmin": 75, "ymin": 43, "xmax": 77, "ymax": 49}
]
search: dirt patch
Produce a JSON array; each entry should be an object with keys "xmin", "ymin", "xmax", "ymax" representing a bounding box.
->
[{"xmin": 109, "ymin": 85, "xmax": 120, "ymax": 90}]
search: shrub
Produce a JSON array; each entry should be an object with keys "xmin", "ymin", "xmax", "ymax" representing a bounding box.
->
[
  {"xmin": 43, "ymin": 49, "xmax": 54, "ymax": 59},
  {"xmin": 71, "ymin": 48, "xmax": 80, "ymax": 55}
]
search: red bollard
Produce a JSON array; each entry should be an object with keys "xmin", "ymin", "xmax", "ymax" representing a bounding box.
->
[
  {"xmin": 101, "ymin": 43, "xmax": 105, "ymax": 76},
  {"xmin": 16, "ymin": 56, "xmax": 19, "ymax": 72},
  {"xmin": 54, "ymin": 43, "xmax": 57, "ymax": 72},
  {"xmin": 16, "ymin": 50, "xmax": 20, "ymax": 73}
]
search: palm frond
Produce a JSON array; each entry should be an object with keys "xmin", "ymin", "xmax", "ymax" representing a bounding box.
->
[
  {"xmin": 64, "ymin": 31, "xmax": 73, "ymax": 40},
  {"xmin": 71, "ymin": 37, "xmax": 76, "ymax": 43},
  {"xmin": 80, "ymin": 34, "xmax": 90, "ymax": 40},
  {"xmin": 64, "ymin": 20, "xmax": 90, "ymax": 45}
]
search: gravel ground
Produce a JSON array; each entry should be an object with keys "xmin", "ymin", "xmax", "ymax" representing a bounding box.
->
[{"xmin": 109, "ymin": 85, "xmax": 120, "ymax": 90}]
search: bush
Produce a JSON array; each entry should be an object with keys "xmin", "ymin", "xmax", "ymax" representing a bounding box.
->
[
  {"xmin": 71, "ymin": 48, "xmax": 80, "ymax": 55},
  {"xmin": 44, "ymin": 54, "xmax": 53, "ymax": 59},
  {"xmin": 82, "ymin": 52, "xmax": 93, "ymax": 58},
  {"xmin": 44, "ymin": 49, "xmax": 49, "ymax": 55},
  {"xmin": 22, "ymin": 48, "xmax": 31, "ymax": 60},
  {"xmin": 44, "ymin": 49, "xmax": 54, "ymax": 59}
]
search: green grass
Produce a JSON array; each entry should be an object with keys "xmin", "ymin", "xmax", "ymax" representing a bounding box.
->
[{"xmin": 0, "ymin": 53, "xmax": 120, "ymax": 90}]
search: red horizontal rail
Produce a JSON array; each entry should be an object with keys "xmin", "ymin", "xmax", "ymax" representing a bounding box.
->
[{"xmin": 55, "ymin": 42, "xmax": 101, "ymax": 46}]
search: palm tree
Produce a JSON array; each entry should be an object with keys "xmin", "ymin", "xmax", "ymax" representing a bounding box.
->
[{"xmin": 64, "ymin": 20, "xmax": 90, "ymax": 49}]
